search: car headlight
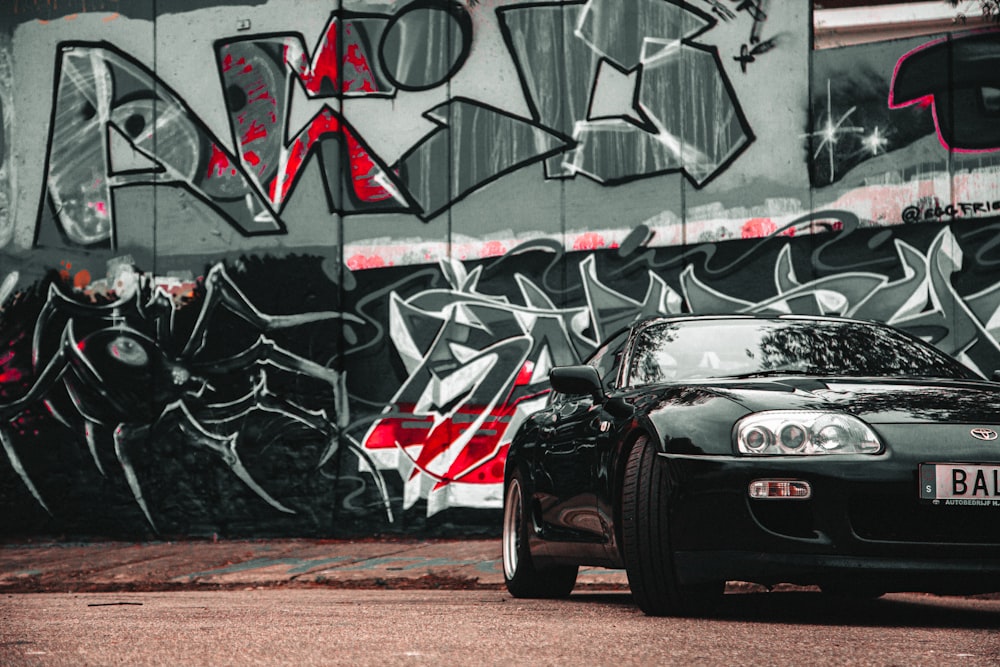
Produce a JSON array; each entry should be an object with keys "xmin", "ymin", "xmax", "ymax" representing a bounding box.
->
[{"xmin": 735, "ymin": 411, "xmax": 882, "ymax": 455}]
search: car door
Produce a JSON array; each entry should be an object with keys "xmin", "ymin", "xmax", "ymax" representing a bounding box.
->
[{"xmin": 536, "ymin": 331, "xmax": 628, "ymax": 550}]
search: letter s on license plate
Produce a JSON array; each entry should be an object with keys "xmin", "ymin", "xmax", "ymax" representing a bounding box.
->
[{"xmin": 920, "ymin": 463, "xmax": 1000, "ymax": 501}]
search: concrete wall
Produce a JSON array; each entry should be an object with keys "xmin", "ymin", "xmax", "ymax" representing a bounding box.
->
[{"xmin": 0, "ymin": 0, "xmax": 998, "ymax": 538}]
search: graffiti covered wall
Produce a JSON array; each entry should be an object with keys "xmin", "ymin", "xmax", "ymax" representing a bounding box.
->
[{"xmin": 0, "ymin": 0, "xmax": 997, "ymax": 538}]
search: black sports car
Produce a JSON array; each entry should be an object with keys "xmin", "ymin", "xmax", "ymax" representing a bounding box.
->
[{"xmin": 502, "ymin": 314, "xmax": 1000, "ymax": 615}]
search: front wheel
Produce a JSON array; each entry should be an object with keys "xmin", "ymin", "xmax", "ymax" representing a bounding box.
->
[
  {"xmin": 503, "ymin": 470, "xmax": 578, "ymax": 598},
  {"xmin": 621, "ymin": 435, "xmax": 723, "ymax": 616}
]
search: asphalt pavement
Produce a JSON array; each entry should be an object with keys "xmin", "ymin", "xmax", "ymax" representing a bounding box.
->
[{"xmin": 0, "ymin": 538, "xmax": 630, "ymax": 593}]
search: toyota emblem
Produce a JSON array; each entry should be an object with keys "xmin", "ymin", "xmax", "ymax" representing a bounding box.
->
[{"xmin": 970, "ymin": 428, "xmax": 999, "ymax": 441}]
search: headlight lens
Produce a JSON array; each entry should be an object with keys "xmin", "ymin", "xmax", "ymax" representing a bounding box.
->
[{"xmin": 735, "ymin": 411, "xmax": 882, "ymax": 455}]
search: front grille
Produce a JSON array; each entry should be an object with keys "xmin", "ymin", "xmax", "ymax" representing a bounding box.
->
[{"xmin": 850, "ymin": 494, "xmax": 1000, "ymax": 545}]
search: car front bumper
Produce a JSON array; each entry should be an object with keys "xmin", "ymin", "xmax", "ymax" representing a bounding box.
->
[{"xmin": 662, "ymin": 445, "xmax": 1000, "ymax": 592}]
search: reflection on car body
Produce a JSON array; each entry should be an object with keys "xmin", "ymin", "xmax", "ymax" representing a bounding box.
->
[{"xmin": 501, "ymin": 314, "xmax": 1000, "ymax": 616}]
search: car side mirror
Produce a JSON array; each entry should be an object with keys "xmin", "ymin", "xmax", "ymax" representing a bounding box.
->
[
  {"xmin": 550, "ymin": 365, "xmax": 604, "ymax": 403},
  {"xmin": 993, "ymin": 370, "xmax": 1000, "ymax": 382}
]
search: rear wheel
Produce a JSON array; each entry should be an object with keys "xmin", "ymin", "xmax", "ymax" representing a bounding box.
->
[
  {"xmin": 621, "ymin": 435, "xmax": 723, "ymax": 616},
  {"xmin": 503, "ymin": 471, "xmax": 578, "ymax": 598}
]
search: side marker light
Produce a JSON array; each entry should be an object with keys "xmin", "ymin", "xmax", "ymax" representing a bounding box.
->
[{"xmin": 748, "ymin": 479, "xmax": 812, "ymax": 500}]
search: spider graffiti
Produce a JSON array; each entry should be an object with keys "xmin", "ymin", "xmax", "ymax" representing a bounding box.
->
[{"xmin": 0, "ymin": 262, "xmax": 393, "ymax": 531}]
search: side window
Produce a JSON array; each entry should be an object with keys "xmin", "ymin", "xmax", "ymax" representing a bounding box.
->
[{"xmin": 586, "ymin": 330, "xmax": 629, "ymax": 392}]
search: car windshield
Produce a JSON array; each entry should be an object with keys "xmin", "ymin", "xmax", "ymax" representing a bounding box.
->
[{"xmin": 626, "ymin": 319, "xmax": 976, "ymax": 386}]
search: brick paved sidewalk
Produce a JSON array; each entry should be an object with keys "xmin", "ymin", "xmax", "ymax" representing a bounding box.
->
[{"xmin": 0, "ymin": 538, "xmax": 630, "ymax": 593}]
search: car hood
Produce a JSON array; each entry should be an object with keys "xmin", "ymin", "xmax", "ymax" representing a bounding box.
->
[{"xmin": 696, "ymin": 376, "xmax": 1000, "ymax": 424}]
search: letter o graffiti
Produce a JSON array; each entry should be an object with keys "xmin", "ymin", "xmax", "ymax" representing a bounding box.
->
[{"xmin": 380, "ymin": 0, "xmax": 473, "ymax": 91}]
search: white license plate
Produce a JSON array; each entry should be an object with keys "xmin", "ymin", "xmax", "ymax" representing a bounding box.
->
[{"xmin": 920, "ymin": 463, "xmax": 1000, "ymax": 503}]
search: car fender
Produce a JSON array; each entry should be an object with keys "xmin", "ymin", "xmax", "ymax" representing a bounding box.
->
[{"xmin": 637, "ymin": 386, "xmax": 753, "ymax": 456}]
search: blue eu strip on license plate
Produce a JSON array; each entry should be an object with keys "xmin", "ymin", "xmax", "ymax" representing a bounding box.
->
[{"xmin": 921, "ymin": 463, "xmax": 1000, "ymax": 504}]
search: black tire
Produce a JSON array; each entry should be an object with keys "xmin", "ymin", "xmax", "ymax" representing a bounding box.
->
[
  {"xmin": 502, "ymin": 469, "xmax": 578, "ymax": 598},
  {"xmin": 621, "ymin": 435, "xmax": 724, "ymax": 616}
]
